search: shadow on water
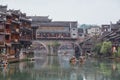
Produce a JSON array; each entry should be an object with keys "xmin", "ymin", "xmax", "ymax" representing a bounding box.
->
[{"xmin": 1, "ymin": 54, "xmax": 120, "ymax": 80}]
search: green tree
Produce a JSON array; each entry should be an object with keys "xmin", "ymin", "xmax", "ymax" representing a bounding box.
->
[
  {"xmin": 92, "ymin": 43, "xmax": 102, "ymax": 56},
  {"xmin": 52, "ymin": 41, "xmax": 60, "ymax": 54},
  {"xmin": 100, "ymin": 41, "xmax": 112, "ymax": 56},
  {"xmin": 117, "ymin": 47, "xmax": 120, "ymax": 57}
]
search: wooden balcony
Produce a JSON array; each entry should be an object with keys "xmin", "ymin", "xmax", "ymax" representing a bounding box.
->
[
  {"xmin": 5, "ymin": 29, "xmax": 11, "ymax": 33},
  {"xmin": 5, "ymin": 40, "xmax": 11, "ymax": 43},
  {"xmin": 0, "ymin": 41, "xmax": 4, "ymax": 45},
  {"xmin": 0, "ymin": 29, "xmax": 4, "ymax": 32}
]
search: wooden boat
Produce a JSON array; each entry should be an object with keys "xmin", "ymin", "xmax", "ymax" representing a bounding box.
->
[
  {"xmin": 69, "ymin": 56, "xmax": 77, "ymax": 64},
  {"xmin": 0, "ymin": 60, "xmax": 8, "ymax": 67},
  {"xmin": 79, "ymin": 56, "xmax": 86, "ymax": 63}
]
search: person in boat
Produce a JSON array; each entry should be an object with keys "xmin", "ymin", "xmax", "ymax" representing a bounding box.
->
[
  {"xmin": 3, "ymin": 59, "xmax": 8, "ymax": 67},
  {"xmin": 79, "ymin": 56, "xmax": 86, "ymax": 64},
  {"xmin": 74, "ymin": 44, "xmax": 81, "ymax": 60},
  {"xmin": 0, "ymin": 58, "xmax": 8, "ymax": 67},
  {"xmin": 69, "ymin": 56, "xmax": 77, "ymax": 64}
]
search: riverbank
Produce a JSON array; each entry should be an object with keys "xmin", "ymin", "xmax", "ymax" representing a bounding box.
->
[
  {"xmin": 8, "ymin": 58, "xmax": 34, "ymax": 64},
  {"xmin": 90, "ymin": 54, "xmax": 120, "ymax": 61}
]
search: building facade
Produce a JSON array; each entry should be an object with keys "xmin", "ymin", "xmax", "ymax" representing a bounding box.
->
[
  {"xmin": 87, "ymin": 26, "xmax": 101, "ymax": 37},
  {"xmin": 29, "ymin": 16, "xmax": 78, "ymax": 40},
  {"xmin": 0, "ymin": 5, "xmax": 32, "ymax": 58}
]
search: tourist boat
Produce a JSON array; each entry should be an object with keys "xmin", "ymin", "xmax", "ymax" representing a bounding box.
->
[
  {"xmin": 79, "ymin": 56, "xmax": 86, "ymax": 63},
  {"xmin": 0, "ymin": 60, "xmax": 8, "ymax": 67},
  {"xmin": 0, "ymin": 54, "xmax": 8, "ymax": 67}
]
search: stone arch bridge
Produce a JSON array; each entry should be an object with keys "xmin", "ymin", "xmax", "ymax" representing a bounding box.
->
[{"xmin": 31, "ymin": 39, "xmax": 77, "ymax": 55}]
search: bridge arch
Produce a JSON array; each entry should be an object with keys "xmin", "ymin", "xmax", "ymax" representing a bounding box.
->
[{"xmin": 32, "ymin": 41, "xmax": 48, "ymax": 54}]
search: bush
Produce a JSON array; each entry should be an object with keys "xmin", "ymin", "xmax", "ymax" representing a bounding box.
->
[
  {"xmin": 117, "ymin": 47, "xmax": 120, "ymax": 57},
  {"xmin": 100, "ymin": 41, "xmax": 112, "ymax": 56},
  {"xmin": 92, "ymin": 43, "xmax": 102, "ymax": 55}
]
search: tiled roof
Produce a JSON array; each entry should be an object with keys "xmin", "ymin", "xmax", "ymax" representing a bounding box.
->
[
  {"xmin": 0, "ymin": 5, "xmax": 7, "ymax": 8},
  {"xmin": 8, "ymin": 9, "xmax": 21, "ymax": 16},
  {"xmin": 19, "ymin": 17, "xmax": 31, "ymax": 23},
  {"xmin": 0, "ymin": 11, "xmax": 6, "ymax": 15},
  {"xmin": 52, "ymin": 21, "xmax": 77, "ymax": 27},
  {"xmin": 111, "ymin": 24, "xmax": 120, "ymax": 29},
  {"xmin": 29, "ymin": 16, "xmax": 77, "ymax": 27},
  {"xmin": 0, "ymin": 5, "xmax": 7, "ymax": 12},
  {"xmin": 28, "ymin": 16, "xmax": 51, "ymax": 22},
  {"xmin": 31, "ymin": 21, "xmax": 77, "ymax": 27}
]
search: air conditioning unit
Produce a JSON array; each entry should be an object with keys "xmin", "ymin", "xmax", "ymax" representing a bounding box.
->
[
  {"xmin": 14, "ymin": 39, "xmax": 18, "ymax": 42},
  {"xmin": 15, "ymin": 18, "xmax": 18, "ymax": 21},
  {"xmin": 16, "ymin": 29, "xmax": 19, "ymax": 32}
]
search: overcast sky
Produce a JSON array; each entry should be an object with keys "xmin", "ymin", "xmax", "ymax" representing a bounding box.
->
[{"xmin": 0, "ymin": 0, "xmax": 120, "ymax": 25}]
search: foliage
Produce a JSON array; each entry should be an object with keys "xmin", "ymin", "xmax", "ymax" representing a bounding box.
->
[
  {"xmin": 52, "ymin": 41, "xmax": 60, "ymax": 47},
  {"xmin": 113, "ymin": 52, "xmax": 118, "ymax": 57},
  {"xmin": 99, "ymin": 63, "xmax": 111, "ymax": 76},
  {"xmin": 92, "ymin": 43, "xmax": 102, "ymax": 55},
  {"xmin": 117, "ymin": 47, "xmax": 120, "ymax": 57},
  {"xmin": 100, "ymin": 41, "xmax": 112, "ymax": 55},
  {"xmin": 93, "ymin": 41, "xmax": 112, "ymax": 57}
]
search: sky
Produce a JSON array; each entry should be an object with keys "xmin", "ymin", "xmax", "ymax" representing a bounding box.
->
[{"xmin": 0, "ymin": 0, "xmax": 120, "ymax": 25}]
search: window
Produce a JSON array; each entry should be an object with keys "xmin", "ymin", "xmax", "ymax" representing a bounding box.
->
[
  {"xmin": 79, "ymin": 34, "xmax": 82, "ymax": 36},
  {"xmin": 73, "ymin": 28, "xmax": 75, "ymax": 30},
  {"xmin": 73, "ymin": 34, "xmax": 76, "ymax": 35},
  {"xmin": 6, "ymin": 24, "xmax": 10, "ymax": 29},
  {"xmin": 0, "ymin": 35, "xmax": 4, "ymax": 41},
  {"xmin": 5, "ymin": 35, "xmax": 10, "ymax": 40},
  {"xmin": 0, "ymin": 24, "xmax": 4, "ymax": 29}
]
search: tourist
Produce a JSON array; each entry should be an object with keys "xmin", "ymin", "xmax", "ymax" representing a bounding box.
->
[{"xmin": 69, "ymin": 56, "xmax": 77, "ymax": 64}]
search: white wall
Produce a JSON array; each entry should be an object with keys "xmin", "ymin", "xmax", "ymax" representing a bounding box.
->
[
  {"xmin": 87, "ymin": 27, "xmax": 101, "ymax": 37},
  {"xmin": 70, "ymin": 28, "xmax": 78, "ymax": 38}
]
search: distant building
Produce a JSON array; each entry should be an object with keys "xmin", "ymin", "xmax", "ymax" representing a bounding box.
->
[
  {"xmin": 29, "ymin": 16, "xmax": 78, "ymax": 40},
  {"xmin": 101, "ymin": 25, "xmax": 111, "ymax": 32},
  {"xmin": 100, "ymin": 24, "xmax": 111, "ymax": 36},
  {"xmin": 111, "ymin": 20, "xmax": 120, "ymax": 32},
  {"xmin": 87, "ymin": 26, "xmax": 101, "ymax": 37},
  {"xmin": 0, "ymin": 5, "xmax": 7, "ymax": 12},
  {"xmin": 99, "ymin": 20, "xmax": 120, "ymax": 53}
]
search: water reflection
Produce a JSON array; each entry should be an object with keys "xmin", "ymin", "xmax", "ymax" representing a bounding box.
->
[{"xmin": 0, "ymin": 56, "xmax": 120, "ymax": 80}]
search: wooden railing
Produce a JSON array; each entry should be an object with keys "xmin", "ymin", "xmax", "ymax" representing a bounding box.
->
[
  {"xmin": 0, "ymin": 29, "xmax": 4, "ymax": 32},
  {"xmin": 6, "ymin": 29, "xmax": 11, "ymax": 33}
]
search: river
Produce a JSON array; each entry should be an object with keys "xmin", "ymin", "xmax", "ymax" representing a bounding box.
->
[{"xmin": 0, "ymin": 56, "xmax": 120, "ymax": 80}]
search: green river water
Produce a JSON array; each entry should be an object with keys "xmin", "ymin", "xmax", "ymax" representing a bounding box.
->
[{"xmin": 0, "ymin": 56, "xmax": 120, "ymax": 80}]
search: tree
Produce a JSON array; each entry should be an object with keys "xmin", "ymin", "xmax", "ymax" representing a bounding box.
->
[
  {"xmin": 92, "ymin": 43, "xmax": 102, "ymax": 56},
  {"xmin": 52, "ymin": 41, "xmax": 60, "ymax": 54},
  {"xmin": 100, "ymin": 41, "xmax": 112, "ymax": 56},
  {"xmin": 117, "ymin": 47, "xmax": 120, "ymax": 57}
]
